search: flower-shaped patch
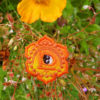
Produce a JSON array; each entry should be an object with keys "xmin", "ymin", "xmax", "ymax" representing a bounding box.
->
[{"xmin": 25, "ymin": 35, "xmax": 69, "ymax": 84}]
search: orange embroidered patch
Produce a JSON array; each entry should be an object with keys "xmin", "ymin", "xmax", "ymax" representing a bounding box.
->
[{"xmin": 25, "ymin": 35, "xmax": 69, "ymax": 84}]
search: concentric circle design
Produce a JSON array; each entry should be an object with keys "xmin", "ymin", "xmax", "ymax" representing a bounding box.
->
[{"xmin": 25, "ymin": 35, "xmax": 69, "ymax": 84}]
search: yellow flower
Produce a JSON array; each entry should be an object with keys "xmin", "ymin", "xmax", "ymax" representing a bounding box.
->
[{"xmin": 17, "ymin": 0, "xmax": 66, "ymax": 23}]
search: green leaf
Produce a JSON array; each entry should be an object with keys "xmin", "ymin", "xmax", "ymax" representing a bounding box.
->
[
  {"xmin": 93, "ymin": 37, "xmax": 100, "ymax": 47},
  {"xmin": 0, "ymin": 68, "xmax": 6, "ymax": 80},
  {"xmin": 95, "ymin": 3, "xmax": 100, "ymax": 10},
  {"xmin": 63, "ymin": 0, "xmax": 74, "ymax": 18},
  {"xmin": 60, "ymin": 26, "xmax": 70, "ymax": 37},
  {"xmin": 75, "ymin": 32, "xmax": 87, "ymax": 39},
  {"xmin": 85, "ymin": 24, "xmax": 100, "ymax": 32},
  {"xmin": 80, "ymin": 40, "xmax": 89, "ymax": 55},
  {"xmin": 96, "ymin": 14, "xmax": 100, "ymax": 24},
  {"xmin": 0, "ymin": 81, "xmax": 3, "ymax": 99},
  {"xmin": 77, "ymin": 11, "xmax": 90, "ymax": 19},
  {"xmin": 69, "ymin": 84, "xmax": 79, "ymax": 100},
  {"xmin": 71, "ymin": 0, "xmax": 85, "ymax": 8}
]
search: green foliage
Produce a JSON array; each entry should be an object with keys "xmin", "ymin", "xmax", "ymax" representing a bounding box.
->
[
  {"xmin": 0, "ymin": 0, "xmax": 100, "ymax": 99},
  {"xmin": 0, "ymin": 68, "xmax": 7, "ymax": 99},
  {"xmin": 80, "ymin": 40, "xmax": 89, "ymax": 55}
]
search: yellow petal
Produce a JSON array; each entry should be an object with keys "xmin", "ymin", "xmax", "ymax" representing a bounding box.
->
[
  {"xmin": 17, "ymin": 0, "xmax": 40, "ymax": 23},
  {"xmin": 40, "ymin": 0, "xmax": 66, "ymax": 22},
  {"xmin": 54, "ymin": 0, "xmax": 66, "ymax": 11}
]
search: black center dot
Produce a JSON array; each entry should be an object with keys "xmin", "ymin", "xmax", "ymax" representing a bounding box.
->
[{"xmin": 43, "ymin": 55, "xmax": 53, "ymax": 64}]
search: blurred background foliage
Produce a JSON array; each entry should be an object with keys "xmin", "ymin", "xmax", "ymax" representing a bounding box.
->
[{"xmin": 0, "ymin": 0, "xmax": 100, "ymax": 100}]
